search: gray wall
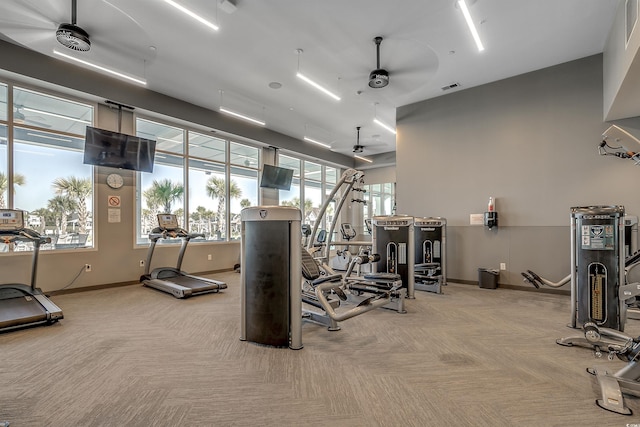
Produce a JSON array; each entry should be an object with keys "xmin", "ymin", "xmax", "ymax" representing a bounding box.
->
[{"xmin": 396, "ymin": 54, "xmax": 640, "ymax": 287}]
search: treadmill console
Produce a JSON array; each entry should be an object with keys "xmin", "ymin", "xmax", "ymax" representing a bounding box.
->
[
  {"xmin": 157, "ymin": 214, "xmax": 179, "ymax": 230},
  {"xmin": 0, "ymin": 209, "xmax": 25, "ymax": 231}
]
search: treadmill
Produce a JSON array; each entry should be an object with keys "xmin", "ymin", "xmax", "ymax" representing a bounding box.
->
[
  {"xmin": 0, "ymin": 209, "xmax": 63, "ymax": 333},
  {"xmin": 140, "ymin": 214, "xmax": 227, "ymax": 298}
]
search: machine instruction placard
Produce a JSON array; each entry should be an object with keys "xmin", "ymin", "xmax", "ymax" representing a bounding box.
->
[{"xmin": 581, "ymin": 224, "xmax": 614, "ymax": 250}]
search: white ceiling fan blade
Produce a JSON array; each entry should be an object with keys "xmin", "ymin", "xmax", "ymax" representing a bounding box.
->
[
  {"xmin": 0, "ymin": 0, "xmax": 62, "ymax": 28},
  {"xmin": 0, "ymin": 27, "xmax": 55, "ymax": 47}
]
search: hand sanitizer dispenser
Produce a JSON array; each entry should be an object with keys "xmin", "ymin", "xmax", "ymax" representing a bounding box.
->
[{"xmin": 485, "ymin": 197, "xmax": 498, "ymax": 229}]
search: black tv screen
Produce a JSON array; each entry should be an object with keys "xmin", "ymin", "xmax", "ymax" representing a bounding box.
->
[
  {"xmin": 260, "ymin": 164, "xmax": 294, "ymax": 191},
  {"xmin": 83, "ymin": 126, "xmax": 156, "ymax": 173}
]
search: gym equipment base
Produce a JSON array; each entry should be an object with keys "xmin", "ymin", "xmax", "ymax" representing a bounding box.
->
[
  {"xmin": 556, "ymin": 334, "xmax": 627, "ymax": 354},
  {"xmin": 347, "ymin": 288, "xmax": 406, "ymax": 314},
  {"xmin": 586, "ymin": 367, "xmax": 638, "ymax": 416}
]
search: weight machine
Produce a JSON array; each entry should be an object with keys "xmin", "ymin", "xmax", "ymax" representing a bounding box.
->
[
  {"xmin": 305, "ymin": 169, "xmax": 406, "ymax": 317},
  {"xmin": 413, "ymin": 217, "xmax": 447, "ymax": 294},
  {"xmin": 522, "ymin": 206, "xmax": 638, "ymax": 350},
  {"xmin": 371, "ymin": 215, "xmax": 415, "ymax": 298}
]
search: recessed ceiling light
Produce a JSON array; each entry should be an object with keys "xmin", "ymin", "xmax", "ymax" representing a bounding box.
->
[{"xmin": 268, "ymin": 82, "xmax": 282, "ymax": 89}]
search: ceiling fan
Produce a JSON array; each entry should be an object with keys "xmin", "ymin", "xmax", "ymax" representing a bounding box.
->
[
  {"xmin": 336, "ymin": 33, "xmax": 439, "ymax": 111},
  {"xmin": 56, "ymin": 0, "xmax": 91, "ymax": 51},
  {"xmin": 368, "ymin": 36, "xmax": 389, "ymax": 89},
  {"xmin": 353, "ymin": 126, "xmax": 365, "ymax": 153},
  {"xmin": 0, "ymin": 0, "xmax": 156, "ymax": 72}
]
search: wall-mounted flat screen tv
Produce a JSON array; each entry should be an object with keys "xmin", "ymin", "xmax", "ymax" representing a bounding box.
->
[
  {"xmin": 260, "ymin": 164, "xmax": 294, "ymax": 191},
  {"xmin": 83, "ymin": 126, "xmax": 156, "ymax": 173}
]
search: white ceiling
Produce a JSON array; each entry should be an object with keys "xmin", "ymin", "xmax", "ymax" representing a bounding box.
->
[{"xmin": 0, "ymin": 0, "xmax": 621, "ymax": 158}]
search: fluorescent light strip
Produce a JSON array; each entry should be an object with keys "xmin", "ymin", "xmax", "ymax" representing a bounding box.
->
[
  {"xmin": 14, "ymin": 147, "xmax": 55, "ymax": 156},
  {"xmin": 303, "ymin": 136, "xmax": 331, "ymax": 149},
  {"xmin": 220, "ymin": 107, "xmax": 265, "ymax": 126},
  {"xmin": 27, "ymin": 133, "xmax": 73, "ymax": 143},
  {"xmin": 373, "ymin": 118, "xmax": 397, "ymax": 135},
  {"xmin": 23, "ymin": 107, "xmax": 91, "ymax": 124},
  {"xmin": 163, "ymin": 0, "xmax": 218, "ymax": 31},
  {"xmin": 458, "ymin": 0, "xmax": 484, "ymax": 52},
  {"xmin": 354, "ymin": 155, "xmax": 373, "ymax": 163},
  {"xmin": 296, "ymin": 73, "xmax": 341, "ymax": 101},
  {"xmin": 53, "ymin": 50, "xmax": 147, "ymax": 85},
  {"xmin": 155, "ymin": 136, "xmax": 183, "ymax": 145}
]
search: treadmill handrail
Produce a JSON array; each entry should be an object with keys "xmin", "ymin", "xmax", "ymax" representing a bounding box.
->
[
  {"xmin": 151, "ymin": 227, "xmax": 204, "ymax": 241},
  {"xmin": 0, "ymin": 229, "xmax": 50, "ymax": 245}
]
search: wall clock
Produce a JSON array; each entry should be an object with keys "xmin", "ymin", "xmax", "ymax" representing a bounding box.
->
[{"xmin": 106, "ymin": 173, "xmax": 124, "ymax": 189}]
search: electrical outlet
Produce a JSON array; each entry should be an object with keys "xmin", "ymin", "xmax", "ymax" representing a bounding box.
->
[
  {"xmin": 500, "ymin": 263, "xmax": 506, "ymax": 271},
  {"xmin": 139, "ymin": 260, "xmax": 145, "ymax": 267},
  {"xmin": 85, "ymin": 264, "xmax": 92, "ymax": 272},
  {"xmin": 207, "ymin": 254, "xmax": 212, "ymax": 261}
]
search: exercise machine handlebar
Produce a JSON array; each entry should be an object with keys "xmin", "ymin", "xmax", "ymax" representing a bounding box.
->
[{"xmin": 521, "ymin": 270, "xmax": 571, "ymax": 289}]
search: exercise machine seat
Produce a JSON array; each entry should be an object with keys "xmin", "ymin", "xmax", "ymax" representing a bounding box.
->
[{"xmin": 363, "ymin": 272, "xmax": 401, "ymax": 282}]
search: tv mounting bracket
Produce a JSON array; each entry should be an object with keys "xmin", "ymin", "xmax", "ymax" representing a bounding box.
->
[{"xmin": 104, "ymin": 100, "xmax": 134, "ymax": 133}]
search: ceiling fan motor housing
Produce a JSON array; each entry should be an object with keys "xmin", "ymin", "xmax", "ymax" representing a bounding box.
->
[
  {"xmin": 56, "ymin": 23, "xmax": 91, "ymax": 51},
  {"xmin": 369, "ymin": 69, "xmax": 389, "ymax": 88}
]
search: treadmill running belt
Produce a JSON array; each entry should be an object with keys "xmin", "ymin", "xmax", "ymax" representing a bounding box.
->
[{"xmin": 0, "ymin": 296, "xmax": 47, "ymax": 329}]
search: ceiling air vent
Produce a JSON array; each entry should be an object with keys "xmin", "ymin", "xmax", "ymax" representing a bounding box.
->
[{"xmin": 441, "ymin": 82, "xmax": 461, "ymax": 91}]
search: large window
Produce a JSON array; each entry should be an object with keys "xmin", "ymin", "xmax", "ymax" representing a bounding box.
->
[
  {"xmin": 229, "ymin": 142, "xmax": 259, "ymax": 240},
  {"xmin": 278, "ymin": 154, "xmax": 301, "ymax": 210},
  {"xmin": 136, "ymin": 118, "xmax": 260, "ymax": 243},
  {"xmin": 137, "ymin": 119, "xmax": 184, "ymax": 243},
  {"xmin": 363, "ymin": 182, "xmax": 395, "ymax": 230},
  {"xmin": 304, "ymin": 161, "xmax": 322, "ymax": 226},
  {"xmin": 277, "ymin": 153, "xmax": 340, "ymax": 234},
  {"xmin": 0, "ymin": 83, "xmax": 7, "ymax": 122},
  {"xmin": 188, "ymin": 132, "xmax": 226, "ymax": 241},
  {"xmin": 2, "ymin": 86, "xmax": 94, "ymax": 252}
]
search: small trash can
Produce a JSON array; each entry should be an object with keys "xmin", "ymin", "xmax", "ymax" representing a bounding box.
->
[{"xmin": 478, "ymin": 268, "xmax": 499, "ymax": 289}]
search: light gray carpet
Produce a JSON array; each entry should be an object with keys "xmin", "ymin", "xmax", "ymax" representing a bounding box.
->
[{"xmin": 1, "ymin": 273, "xmax": 638, "ymax": 426}]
